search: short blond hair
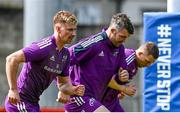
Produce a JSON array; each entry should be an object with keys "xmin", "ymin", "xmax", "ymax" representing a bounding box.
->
[{"xmin": 53, "ymin": 10, "xmax": 77, "ymax": 25}]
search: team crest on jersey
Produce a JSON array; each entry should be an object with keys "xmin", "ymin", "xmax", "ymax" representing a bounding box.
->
[
  {"xmin": 63, "ymin": 55, "xmax": 67, "ymax": 59},
  {"xmin": 62, "ymin": 55, "xmax": 68, "ymax": 62},
  {"xmin": 113, "ymin": 51, "xmax": 119, "ymax": 56},
  {"xmin": 89, "ymin": 98, "xmax": 95, "ymax": 106}
]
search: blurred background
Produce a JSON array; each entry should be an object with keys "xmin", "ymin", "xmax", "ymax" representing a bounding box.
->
[{"xmin": 0, "ymin": 0, "xmax": 166, "ymax": 112}]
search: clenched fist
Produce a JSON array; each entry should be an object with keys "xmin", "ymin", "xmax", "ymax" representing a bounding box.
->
[
  {"xmin": 118, "ymin": 67, "xmax": 129, "ymax": 82},
  {"xmin": 56, "ymin": 91, "xmax": 70, "ymax": 104},
  {"xmin": 72, "ymin": 84, "xmax": 85, "ymax": 96}
]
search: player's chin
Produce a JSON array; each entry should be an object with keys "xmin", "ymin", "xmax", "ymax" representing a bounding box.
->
[
  {"xmin": 66, "ymin": 40, "xmax": 73, "ymax": 44},
  {"xmin": 67, "ymin": 38, "xmax": 73, "ymax": 43},
  {"xmin": 116, "ymin": 41, "xmax": 124, "ymax": 46},
  {"xmin": 115, "ymin": 43, "xmax": 123, "ymax": 47},
  {"xmin": 139, "ymin": 65, "xmax": 144, "ymax": 68},
  {"xmin": 119, "ymin": 41, "xmax": 124, "ymax": 44}
]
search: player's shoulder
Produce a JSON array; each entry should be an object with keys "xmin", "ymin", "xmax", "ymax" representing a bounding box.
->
[
  {"xmin": 79, "ymin": 32, "xmax": 107, "ymax": 48},
  {"xmin": 72, "ymin": 32, "xmax": 107, "ymax": 54},
  {"xmin": 125, "ymin": 48, "xmax": 135, "ymax": 56},
  {"xmin": 126, "ymin": 49, "xmax": 136, "ymax": 65},
  {"xmin": 125, "ymin": 48, "xmax": 135, "ymax": 53},
  {"xmin": 35, "ymin": 36, "xmax": 54, "ymax": 49}
]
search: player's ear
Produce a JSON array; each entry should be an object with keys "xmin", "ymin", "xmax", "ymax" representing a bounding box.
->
[
  {"xmin": 55, "ymin": 24, "xmax": 61, "ymax": 33},
  {"xmin": 138, "ymin": 51, "xmax": 143, "ymax": 56},
  {"xmin": 110, "ymin": 28, "xmax": 116, "ymax": 34}
]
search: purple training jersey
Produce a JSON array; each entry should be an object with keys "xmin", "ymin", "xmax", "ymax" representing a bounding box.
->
[
  {"xmin": 101, "ymin": 48, "xmax": 138, "ymax": 112},
  {"xmin": 65, "ymin": 30, "xmax": 128, "ymax": 111},
  {"xmin": 17, "ymin": 35, "xmax": 70, "ymax": 103}
]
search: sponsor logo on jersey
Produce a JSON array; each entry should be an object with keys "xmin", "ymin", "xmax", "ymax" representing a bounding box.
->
[{"xmin": 44, "ymin": 65, "xmax": 62, "ymax": 74}]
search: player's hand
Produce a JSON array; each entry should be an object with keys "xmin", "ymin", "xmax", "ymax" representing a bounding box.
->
[
  {"xmin": 122, "ymin": 84, "xmax": 136, "ymax": 96},
  {"xmin": 73, "ymin": 84, "xmax": 85, "ymax": 96},
  {"xmin": 56, "ymin": 91, "xmax": 70, "ymax": 104},
  {"xmin": 8, "ymin": 89, "xmax": 20, "ymax": 105},
  {"xmin": 118, "ymin": 67, "xmax": 129, "ymax": 82},
  {"xmin": 118, "ymin": 91, "xmax": 126, "ymax": 100}
]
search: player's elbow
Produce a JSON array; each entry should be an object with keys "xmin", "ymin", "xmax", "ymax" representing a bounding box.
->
[
  {"xmin": 6, "ymin": 54, "xmax": 18, "ymax": 65},
  {"xmin": 6, "ymin": 55, "xmax": 12, "ymax": 63},
  {"xmin": 6, "ymin": 50, "xmax": 25, "ymax": 64}
]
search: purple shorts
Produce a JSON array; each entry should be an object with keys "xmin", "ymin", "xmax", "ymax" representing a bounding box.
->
[
  {"xmin": 5, "ymin": 97, "xmax": 40, "ymax": 112},
  {"xmin": 64, "ymin": 96, "xmax": 102, "ymax": 112}
]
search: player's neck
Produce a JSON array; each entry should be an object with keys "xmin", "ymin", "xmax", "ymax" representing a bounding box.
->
[
  {"xmin": 105, "ymin": 28, "xmax": 111, "ymax": 38},
  {"xmin": 56, "ymin": 40, "xmax": 64, "ymax": 50},
  {"xmin": 54, "ymin": 34, "xmax": 64, "ymax": 50}
]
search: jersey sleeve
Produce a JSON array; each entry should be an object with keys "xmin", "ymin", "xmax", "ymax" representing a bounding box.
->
[
  {"xmin": 69, "ymin": 34, "xmax": 105, "ymax": 65},
  {"xmin": 125, "ymin": 49, "xmax": 137, "ymax": 80},
  {"xmin": 22, "ymin": 42, "xmax": 49, "ymax": 62},
  {"xmin": 69, "ymin": 41, "xmax": 99, "ymax": 65}
]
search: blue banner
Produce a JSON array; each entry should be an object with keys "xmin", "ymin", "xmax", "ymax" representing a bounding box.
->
[{"xmin": 143, "ymin": 13, "xmax": 180, "ymax": 112}]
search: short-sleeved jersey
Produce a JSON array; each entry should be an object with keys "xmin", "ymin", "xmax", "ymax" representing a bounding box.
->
[
  {"xmin": 17, "ymin": 35, "xmax": 70, "ymax": 103},
  {"xmin": 101, "ymin": 48, "xmax": 138, "ymax": 111},
  {"xmin": 125, "ymin": 49, "xmax": 138, "ymax": 79},
  {"xmin": 68, "ymin": 30, "xmax": 128, "ymax": 101}
]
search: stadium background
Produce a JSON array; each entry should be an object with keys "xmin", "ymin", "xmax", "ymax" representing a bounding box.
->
[{"xmin": 0, "ymin": 0, "xmax": 166, "ymax": 112}]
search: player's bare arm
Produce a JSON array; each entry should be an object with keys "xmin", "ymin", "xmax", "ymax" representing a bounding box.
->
[
  {"xmin": 56, "ymin": 90, "xmax": 70, "ymax": 104},
  {"xmin": 108, "ymin": 76, "xmax": 136, "ymax": 96},
  {"xmin": 118, "ymin": 91, "xmax": 126, "ymax": 99},
  {"xmin": 108, "ymin": 75, "xmax": 128, "ymax": 91},
  {"xmin": 6, "ymin": 50, "xmax": 25, "ymax": 104},
  {"xmin": 56, "ymin": 76, "xmax": 85, "ymax": 103},
  {"xmin": 108, "ymin": 76, "xmax": 122, "ymax": 90},
  {"xmin": 57, "ymin": 76, "xmax": 85, "ymax": 96},
  {"xmin": 122, "ymin": 84, "xmax": 136, "ymax": 96},
  {"xmin": 118, "ymin": 67, "xmax": 129, "ymax": 82},
  {"xmin": 108, "ymin": 67, "xmax": 129, "ymax": 90}
]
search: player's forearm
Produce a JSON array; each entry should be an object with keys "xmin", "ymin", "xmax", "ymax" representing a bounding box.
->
[
  {"xmin": 6, "ymin": 56, "xmax": 19, "ymax": 90},
  {"xmin": 108, "ymin": 78, "xmax": 121, "ymax": 90},
  {"xmin": 58, "ymin": 83, "xmax": 75, "ymax": 95},
  {"xmin": 108, "ymin": 78, "xmax": 126, "ymax": 92}
]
